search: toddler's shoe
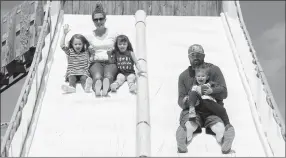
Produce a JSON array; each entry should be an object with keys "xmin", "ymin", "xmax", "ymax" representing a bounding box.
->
[
  {"xmin": 84, "ymin": 77, "xmax": 93, "ymax": 93},
  {"xmin": 62, "ymin": 85, "xmax": 76, "ymax": 93},
  {"xmin": 110, "ymin": 82, "xmax": 119, "ymax": 92}
]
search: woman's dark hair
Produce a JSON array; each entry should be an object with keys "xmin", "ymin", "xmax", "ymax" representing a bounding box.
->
[
  {"xmin": 68, "ymin": 34, "xmax": 90, "ymax": 52},
  {"xmin": 113, "ymin": 35, "xmax": 134, "ymax": 52},
  {"xmin": 92, "ymin": 3, "xmax": 106, "ymax": 20}
]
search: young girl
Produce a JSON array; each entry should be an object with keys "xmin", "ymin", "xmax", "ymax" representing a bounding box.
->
[
  {"xmin": 60, "ymin": 24, "xmax": 93, "ymax": 93},
  {"xmin": 109, "ymin": 35, "xmax": 144, "ymax": 94}
]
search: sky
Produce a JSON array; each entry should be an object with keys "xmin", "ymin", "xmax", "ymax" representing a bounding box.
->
[
  {"xmin": 1, "ymin": 1, "xmax": 285, "ymax": 129},
  {"xmin": 240, "ymin": 1, "xmax": 285, "ymax": 119}
]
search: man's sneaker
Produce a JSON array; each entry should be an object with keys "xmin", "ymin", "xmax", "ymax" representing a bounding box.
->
[
  {"xmin": 84, "ymin": 77, "xmax": 93, "ymax": 93},
  {"xmin": 94, "ymin": 80, "xmax": 102, "ymax": 97},
  {"xmin": 221, "ymin": 124, "xmax": 235, "ymax": 154},
  {"xmin": 110, "ymin": 82, "xmax": 119, "ymax": 92},
  {"xmin": 177, "ymin": 148, "xmax": 188, "ymax": 153},
  {"xmin": 102, "ymin": 78, "xmax": 110, "ymax": 96},
  {"xmin": 61, "ymin": 85, "xmax": 76, "ymax": 93},
  {"xmin": 176, "ymin": 126, "xmax": 188, "ymax": 153}
]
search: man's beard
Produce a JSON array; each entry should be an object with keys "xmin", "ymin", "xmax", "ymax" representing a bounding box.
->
[{"xmin": 191, "ymin": 59, "xmax": 204, "ymax": 69}]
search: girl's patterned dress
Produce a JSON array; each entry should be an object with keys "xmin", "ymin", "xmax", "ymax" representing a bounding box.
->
[{"xmin": 61, "ymin": 46, "xmax": 90, "ymax": 81}]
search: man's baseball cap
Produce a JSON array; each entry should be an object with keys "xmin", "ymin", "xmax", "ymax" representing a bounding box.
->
[{"xmin": 188, "ymin": 44, "xmax": 204, "ymax": 54}]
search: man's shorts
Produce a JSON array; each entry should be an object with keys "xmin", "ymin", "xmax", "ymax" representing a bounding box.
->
[
  {"xmin": 179, "ymin": 109, "xmax": 224, "ymax": 134},
  {"xmin": 176, "ymin": 110, "xmax": 224, "ymax": 152}
]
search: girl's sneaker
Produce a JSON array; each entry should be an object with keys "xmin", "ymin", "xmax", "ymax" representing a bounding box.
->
[
  {"xmin": 61, "ymin": 85, "xmax": 76, "ymax": 93},
  {"xmin": 94, "ymin": 80, "xmax": 102, "ymax": 97},
  {"xmin": 102, "ymin": 78, "xmax": 110, "ymax": 96},
  {"xmin": 129, "ymin": 83, "xmax": 136, "ymax": 93},
  {"xmin": 110, "ymin": 82, "xmax": 119, "ymax": 92},
  {"xmin": 84, "ymin": 77, "xmax": 93, "ymax": 93}
]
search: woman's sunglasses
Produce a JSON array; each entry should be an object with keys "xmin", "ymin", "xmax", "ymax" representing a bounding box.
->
[{"xmin": 93, "ymin": 18, "xmax": 105, "ymax": 22}]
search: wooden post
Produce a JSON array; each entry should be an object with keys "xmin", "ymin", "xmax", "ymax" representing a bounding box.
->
[{"xmin": 135, "ymin": 10, "xmax": 151, "ymax": 157}]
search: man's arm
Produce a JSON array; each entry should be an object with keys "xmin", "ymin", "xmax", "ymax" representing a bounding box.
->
[
  {"xmin": 178, "ymin": 74, "xmax": 189, "ymax": 110},
  {"xmin": 209, "ymin": 66, "xmax": 228, "ymax": 100}
]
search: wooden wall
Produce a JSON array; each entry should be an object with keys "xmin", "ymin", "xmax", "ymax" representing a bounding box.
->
[
  {"xmin": 0, "ymin": 0, "xmax": 222, "ymax": 69},
  {"xmin": 63, "ymin": 1, "xmax": 222, "ymax": 16}
]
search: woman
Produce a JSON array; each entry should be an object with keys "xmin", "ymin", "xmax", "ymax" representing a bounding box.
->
[{"xmin": 87, "ymin": 3, "xmax": 118, "ymax": 97}]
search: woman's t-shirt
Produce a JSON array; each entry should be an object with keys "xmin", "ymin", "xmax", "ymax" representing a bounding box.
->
[{"xmin": 86, "ymin": 29, "xmax": 118, "ymax": 61}]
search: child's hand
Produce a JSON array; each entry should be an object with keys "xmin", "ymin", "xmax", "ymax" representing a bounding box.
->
[
  {"xmin": 203, "ymin": 83, "xmax": 211, "ymax": 88},
  {"xmin": 89, "ymin": 56, "xmax": 94, "ymax": 62},
  {"xmin": 203, "ymin": 86, "xmax": 213, "ymax": 95},
  {"xmin": 88, "ymin": 45, "xmax": 93, "ymax": 50},
  {"xmin": 196, "ymin": 86, "xmax": 202, "ymax": 95},
  {"xmin": 94, "ymin": 56, "xmax": 99, "ymax": 60},
  {"xmin": 88, "ymin": 46, "xmax": 95, "ymax": 53},
  {"xmin": 63, "ymin": 24, "xmax": 70, "ymax": 34},
  {"xmin": 136, "ymin": 64, "xmax": 146, "ymax": 76},
  {"xmin": 107, "ymin": 50, "xmax": 112, "ymax": 55},
  {"xmin": 137, "ymin": 69, "xmax": 146, "ymax": 76}
]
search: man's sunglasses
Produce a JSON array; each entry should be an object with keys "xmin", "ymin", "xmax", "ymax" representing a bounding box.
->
[
  {"xmin": 188, "ymin": 52, "xmax": 204, "ymax": 58},
  {"xmin": 93, "ymin": 18, "xmax": 105, "ymax": 22}
]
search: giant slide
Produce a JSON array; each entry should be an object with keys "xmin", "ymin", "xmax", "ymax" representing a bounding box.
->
[{"xmin": 2, "ymin": 1, "xmax": 285, "ymax": 157}]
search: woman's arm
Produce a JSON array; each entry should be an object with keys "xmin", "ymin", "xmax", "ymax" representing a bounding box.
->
[
  {"xmin": 107, "ymin": 50, "xmax": 116, "ymax": 64},
  {"xmin": 87, "ymin": 46, "xmax": 95, "ymax": 62}
]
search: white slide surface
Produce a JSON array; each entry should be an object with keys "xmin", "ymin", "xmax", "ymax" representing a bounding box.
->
[
  {"xmin": 27, "ymin": 15, "xmax": 137, "ymax": 157},
  {"xmin": 146, "ymin": 16, "xmax": 266, "ymax": 157},
  {"xmin": 26, "ymin": 15, "xmax": 269, "ymax": 157}
]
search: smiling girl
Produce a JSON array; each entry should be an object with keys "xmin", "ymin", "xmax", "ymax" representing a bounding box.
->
[{"xmin": 60, "ymin": 24, "xmax": 92, "ymax": 93}]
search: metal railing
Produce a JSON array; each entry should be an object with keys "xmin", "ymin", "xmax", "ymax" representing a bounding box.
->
[
  {"xmin": 234, "ymin": 1, "xmax": 285, "ymax": 139},
  {"xmin": 135, "ymin": 10, "xmax": 151, "ymax": 157},
  {"xmin": 221, "ymin": 1, "xmax": 285, "ymax": 156},
  {"xmin": 20, "ymin": 8, "xmax": 64, "ymax": 158},
  {"xmin": 221, "ymin": 12, "xmax": 273, "ymax": 156},
  {"xmin": 1, "ymin": 1, "xmax": 52, "ymax": 157}
]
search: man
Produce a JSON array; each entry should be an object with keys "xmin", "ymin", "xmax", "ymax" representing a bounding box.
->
[{"xmin": 176, "ymin": 44, "xmax": 235, "ymax": 154}]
